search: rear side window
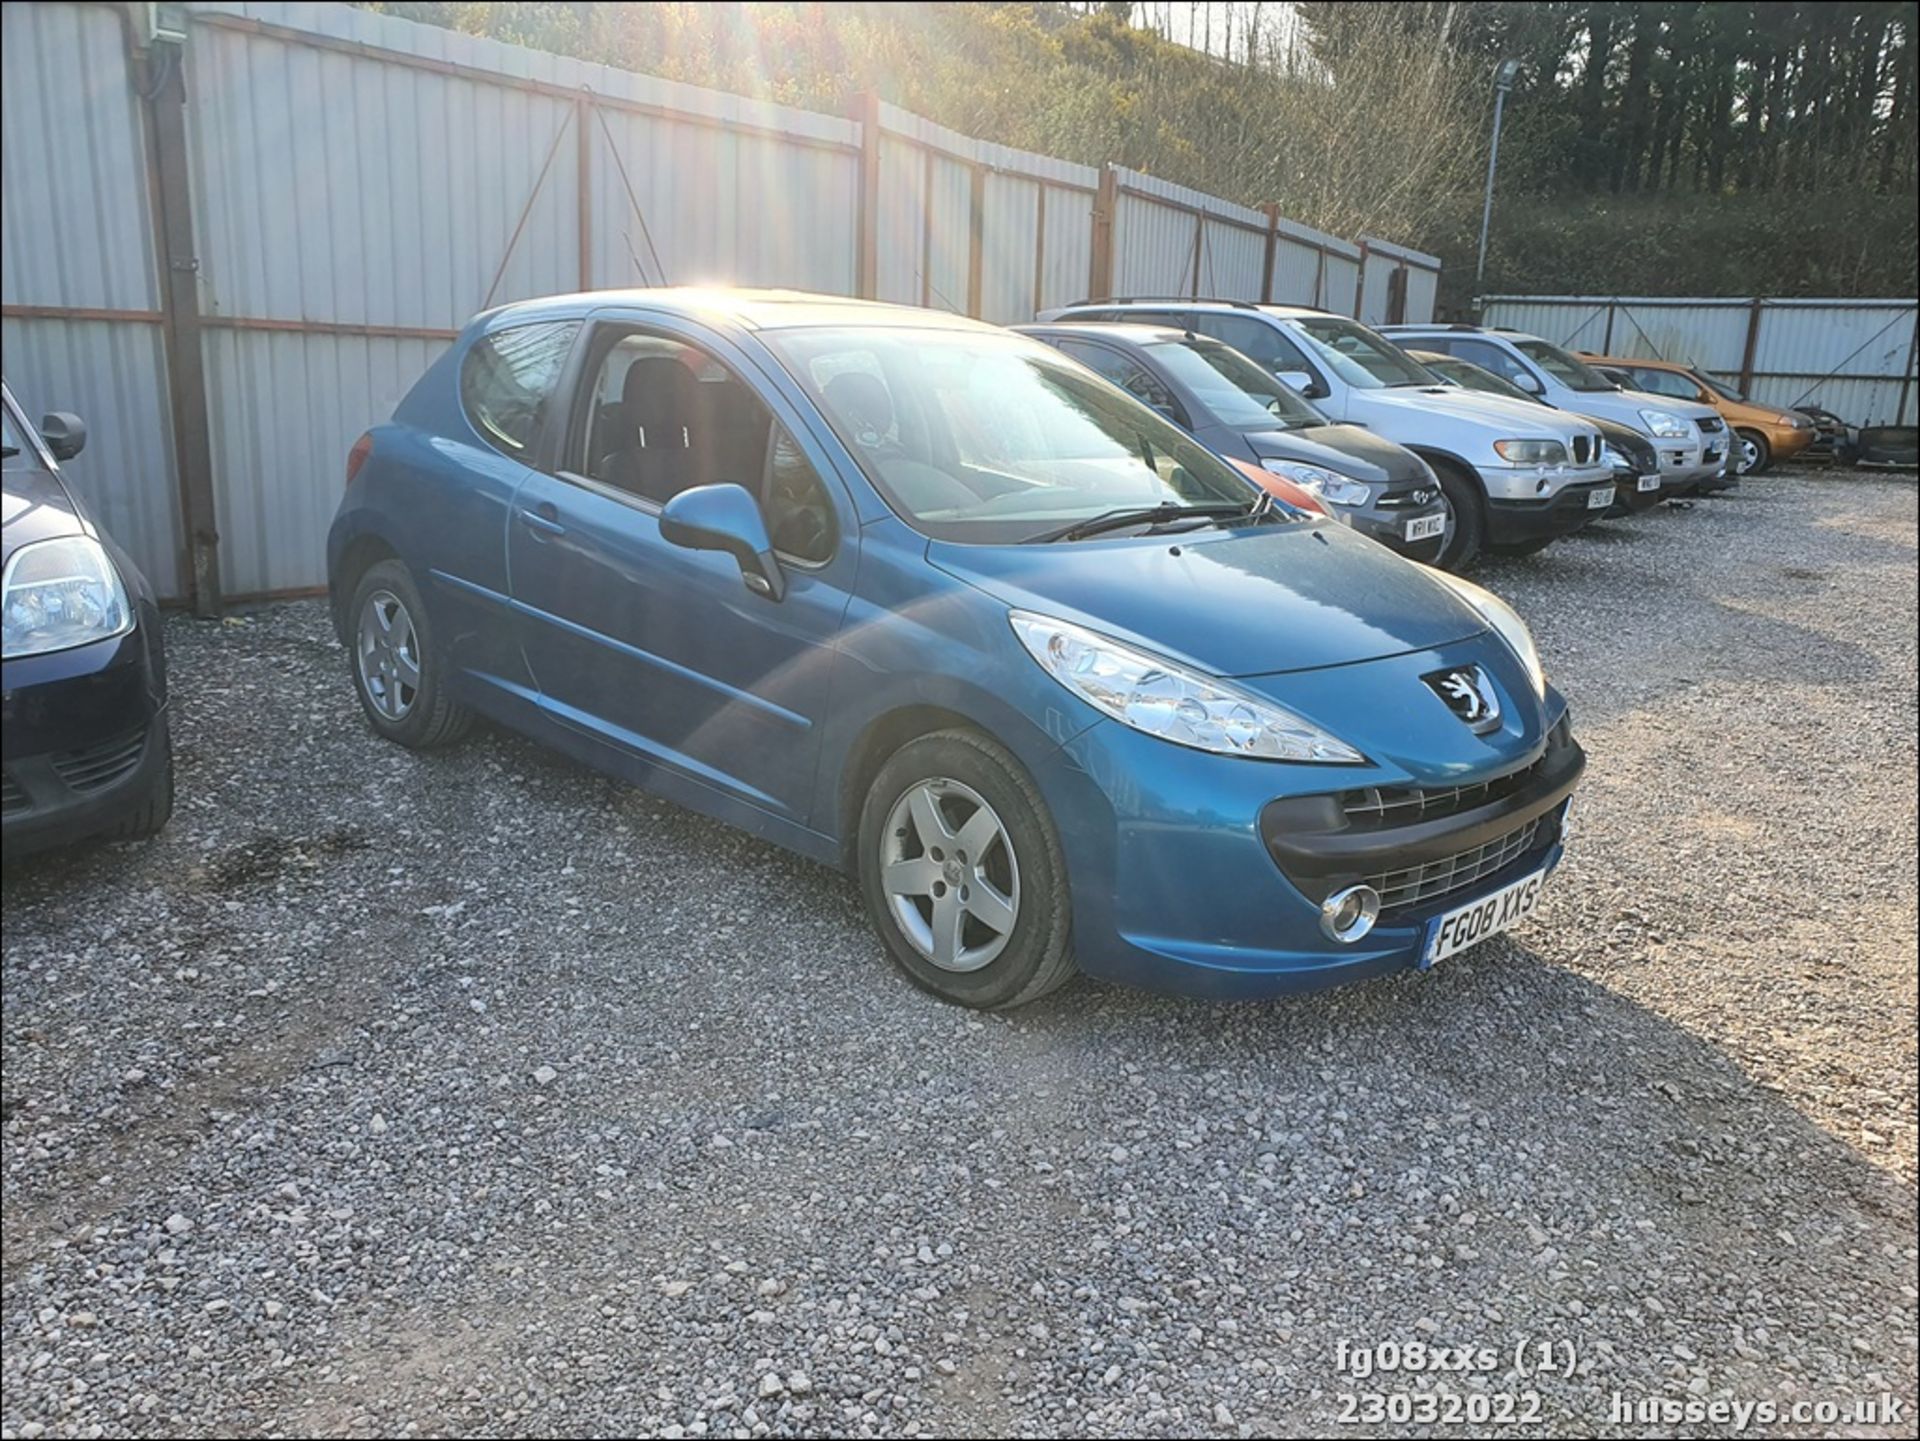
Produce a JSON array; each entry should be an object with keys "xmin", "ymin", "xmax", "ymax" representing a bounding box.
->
[
  {"xmin": 1630, "ymin": 367, "xmax": 1700, "ymax": 401},
  {"xmin": 1188, "ymin": 314, "xmax": 1313, "ymax": 376},
  {"xmin": 460, "ymin": 320, "xmax": 580, "ymax": 456},
  {"xmin": 1055, "ymin": 341, "xmax": 1180, "ymax": 417}
]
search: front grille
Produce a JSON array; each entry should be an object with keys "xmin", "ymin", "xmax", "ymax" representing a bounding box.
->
[
  {"xmin": 1338, "ymin": 754, "xmax": 1546, "ymax": 828},
  {"xmin": 1571, "ymin": 435, "xmax": 1594, "ymax": 464},
  {"xmin": 1368, "ymin": 818, "xmax": 1541, "ymax": 911},
  {"xmin": 1, "ymin": 771, "xmax": 28, "ymax": 818},
  {"xmin": 1695, "ymin": 415, "xmax": 1725, "ymax": 435},
  {"xmin": 51, "ymin": 729, "xmax": 146, "ymax": 794},
  {"xmin": 1376, "ymin": 485, "xmax": 1439, "ymax": 510}
]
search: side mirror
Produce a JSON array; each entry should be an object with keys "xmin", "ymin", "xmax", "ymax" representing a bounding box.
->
[
  {"xmin": 1274, "ymin": 369, "xmax": 1324, "ymax": 400},
  {"xmin": 1514, "ymin": 371, "xmax": 1545, "ymax": 395},
  {"xmin": 40, "ymin": 411, "xmax": 86, "ymax": 462},
  {"xmin": 659, "ymin": 483, "xmax": 785, "ymax": 601}
]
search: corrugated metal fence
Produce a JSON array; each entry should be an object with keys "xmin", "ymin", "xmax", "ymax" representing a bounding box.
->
[
  {"xmin": 1, "ymin": 0, "xmax": 1437, "ymax": 605},
  {"xmin": 1480, "ymin": 295, "xmax": 1919, "ymax": 430}
]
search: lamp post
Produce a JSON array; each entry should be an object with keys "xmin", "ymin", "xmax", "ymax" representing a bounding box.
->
[{"xmin": 1474, "ymin": 58, "xmax": 1522, "ymax": 295}]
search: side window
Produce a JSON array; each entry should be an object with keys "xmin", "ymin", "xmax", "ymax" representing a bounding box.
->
[
  {"xmin": 1189, "ymin": 314, "xmax": 1311, "ymax": 376},
  {"xmin": 766, "ymin": 428, "xmax": 836, "ymax": 565},
  {"xmin": 1632, "ymin": 367, "xmax": 1697, "ymax": 400},
  {"xmin": 574, "ymin": 326, "xmax": 836, "ymax": 561},
  {"xmin": 460, "ymin": 320, "xmax": 579, "ymax": 456},
  {"xmin": 1056, "ymin": 342, "xmax": 1180, "ymax": 419},
  {"xmin": 1450, "ymin": 338, "xmax": 1531, "ymax": 385}
]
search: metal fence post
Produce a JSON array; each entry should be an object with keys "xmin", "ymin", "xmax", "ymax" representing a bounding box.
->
[
  {"xmin": 141, "ymin": 37, "xmax": 222, "ymax": 617},
  {"xmin": 1259, "ymin": 204, "xmax": 1278, "ymax": 303},
  {"xmin": 966, "ymin": 163, "xmax": 986, "ymax": 318},
  {"xmin": 1031, "ymin": 184, "xmax": 1048, "ymax": 317},
  {"xmin": 1352, "ymin": 239, "xmax": 1369, "ymax": 319},
  {"xmin": 576, "ymin": 95, "xmax": 592, "ymax": 291},
  {"xmin": 1738, "ymin": 297, "xmax": 1766, "ymax": 394},
  {"xmin": 854, "ymin": 91, "xmax": 881, "ymax": 300},
  {"xmin": 1088, "ymin": 165, "xmax": 1117, "ymax": 302}
]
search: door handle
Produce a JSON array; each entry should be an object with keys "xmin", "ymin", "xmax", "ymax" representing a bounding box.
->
[{"xmin": 517, "ymin": 503, "xmax": 566, "ymax": 538}]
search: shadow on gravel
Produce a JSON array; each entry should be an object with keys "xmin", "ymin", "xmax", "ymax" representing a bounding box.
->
[{"xmin": 1004, "ymin": 931, "xmax": 1916, "ymax": 1238}]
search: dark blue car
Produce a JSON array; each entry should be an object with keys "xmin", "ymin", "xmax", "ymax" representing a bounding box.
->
[{"xmin": 327, "ymin": 291, "xmax": 1583, "ymax": 1007}]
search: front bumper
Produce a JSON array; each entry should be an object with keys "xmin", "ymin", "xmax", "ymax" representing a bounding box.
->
[
  {"xmin": 1346, "ymin": 497, "xmax": 1450, "ymax": 563},
  {"xmin": 1605, "ymin": 463, "xmax": 1665, "ymax": 514},
  {"xmin": 1484, "ymin": 482, "xmax": 1614, "ymax": 545},
  {"xmin": 1032, "ymin": 637, "xmax": 1583, "ymax": 999},
  {"xmin": 1766, "ymin": 423, "xmax": 1816, "ymax": 462},
  {"xmin": 2, "ymin": 625, "xmax": 171, "ymax": 855}
]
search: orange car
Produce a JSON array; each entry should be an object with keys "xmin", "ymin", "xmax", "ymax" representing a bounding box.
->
[{"xmin": 1579, "ymin": 353, "xmax": 1815, "ymax": 476}]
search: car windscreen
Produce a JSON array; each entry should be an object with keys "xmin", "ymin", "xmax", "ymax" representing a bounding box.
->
[
  {"xmin": 764, "ymin": 328, "xmax": 1263, "ymax": 544},
  {"xmin": 1420, "ymin": 353, "xmax": 1541, "ymax": 405},
  {"xmin": 1150, "ymin": 338, "xmax": 1330, "ymax": 431},
  {"xmin": 1692, "ymin": 369, "xmax": 1748, "ymax": 402},
  {"xmin": 1514, "ymin": 339, "xmax": 1616, "ymax": 393},
  {"xmin": 1290, "ymin": 317, "xmax": 1435, "ymax": 389}
]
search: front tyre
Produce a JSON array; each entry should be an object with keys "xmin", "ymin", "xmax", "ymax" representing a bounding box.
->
[
  {"xmin": 1429, "ymin": 462, "xmax": 1485, "ymax": 571},
  {"xmin": 347, "ymin": 559, "xmax": 473, "ymax": 749},
  {"xmin": 858, "ymin": 729, "xmax": 1076, "ymax": 1009},
  {"xmin": 1734, "ymin": 428, "xmax": 1771, "ymax": 476}
]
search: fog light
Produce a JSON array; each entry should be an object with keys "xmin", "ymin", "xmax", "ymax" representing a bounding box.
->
[{"xmin": 1319, "ymin": 884, "xmax": 1380, "ymax": 944}]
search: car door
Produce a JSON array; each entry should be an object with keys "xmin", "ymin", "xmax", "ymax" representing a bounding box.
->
[{"xmin": 505, "ymin": 312, "xmax": 857, "ymax": 824}]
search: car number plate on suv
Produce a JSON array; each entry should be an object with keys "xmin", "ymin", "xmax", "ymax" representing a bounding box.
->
[
  {"xmin": 1404, "ymin": 513, "xmax": 1446, "ymax": 542},
  {"xmin": 1422, "ymin": 866, "xmax": 1549, "ymax": 967},
  {"xmin": 1586, "ymin": 485, "xmax": 1616, "ymax": 509},
  {"xmin": 1636, "ymin": 473, "xmax": 1660, "ymax": 492}
]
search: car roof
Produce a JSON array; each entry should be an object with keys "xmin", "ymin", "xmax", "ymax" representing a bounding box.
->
[
  {"xmin": 1017, "ymin": 322, "xmax": 1195, "ymax": 347},
  {"xmin": 1065, "ymin": 299, "xmax": 1332, "ymax": 321},
  {"xmin": 1582, "ymin": 352, "xmax": 1685, "ymax": 368},
  {"xmin": 478, "ymin": 287, "xmax": 1004, "ymax": 335}
]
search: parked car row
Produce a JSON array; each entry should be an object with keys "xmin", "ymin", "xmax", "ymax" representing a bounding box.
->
[
  {"xmin": 0, "ymin": 285, "xmax": 1839, "ymax": 1016},
  {"xmin": 1036, "ymin": 301, "xmax": 1745, "ymax": 568}
]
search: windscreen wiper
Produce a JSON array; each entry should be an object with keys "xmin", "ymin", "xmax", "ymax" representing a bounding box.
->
[{"xmin": 1028, "ymin": 500, "xmax": 1256, "ymax": 545}]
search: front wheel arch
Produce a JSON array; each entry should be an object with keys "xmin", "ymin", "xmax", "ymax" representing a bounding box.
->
[{"xmin": 1406, "ymin": 449, "xmax": 1487, "ymax": 570}]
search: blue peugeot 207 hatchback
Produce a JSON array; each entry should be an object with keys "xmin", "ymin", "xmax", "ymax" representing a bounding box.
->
[{"xmin": 328, "ymin": 291, "xmax": 1584, "ymax": 1009}]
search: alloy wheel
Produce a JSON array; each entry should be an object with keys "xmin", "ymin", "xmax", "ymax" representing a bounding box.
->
[
  {"xmin": 1737, "ymin": 434, "xmax": 1762, "ymax": 474},
  {"xmin": 881, "ymin": 777, "xmax": 1021, "ymax": 972},
  {"xmin": 356, "ymin": 589, "xmax": 421, "ymax": 721}
]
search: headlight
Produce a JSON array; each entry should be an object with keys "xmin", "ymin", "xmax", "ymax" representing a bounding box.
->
[
  {"xmin": 1431, "ymin": 572, "xmax": 1545, "ymax": 698},
  {"xmin": 2, "ymin": 536, "xmax": 134, "ymax": 660},
  {"xmin": 1492, "ymin": 439, "xmax": 1567, "ymax": 465},
  {"xmin": 1260, "ymin": 459, "xmax": 1371, "ymax": 507},
  {"xmin": 1637, "ymin": 409, "xmax": 1691, "ymax": 439},
  {"xmin": 1009, "ymin": 611, "xmax": 1365, "ymax": 763},
  {"xmin": 1783, "ymin": 414, "xmax": 1808, "ymax": 428}
]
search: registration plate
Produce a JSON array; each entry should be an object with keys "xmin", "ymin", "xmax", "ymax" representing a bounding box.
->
[
  {"xmin": 1423, "ymin": 866, "xmax": 1550, "ymax": 967},
  {"xmin": 1404, "ymin": 513, "xmax": 1447, "ymax": 543},
  {"xmin": 1636, "ymin": 473, "xmax": 1661, "ymax": 493},
  {"xmin": 1586, "ymin": 485, "xmax": 1616, "ymax": 510}
]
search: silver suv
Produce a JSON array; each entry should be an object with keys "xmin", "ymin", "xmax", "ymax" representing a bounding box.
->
[
  {"xmin": 1381, "ymin": 324, "xmax": 1729, "ymax": 495},
  {"xmin": 1040, "ymin": 300, "xmax": 1616, "ymax": 567}
]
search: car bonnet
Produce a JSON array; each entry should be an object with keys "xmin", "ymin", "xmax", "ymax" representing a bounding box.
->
[{"xmin": 926, "ymin": 518, "xmax": 1487, "ymax": 679}]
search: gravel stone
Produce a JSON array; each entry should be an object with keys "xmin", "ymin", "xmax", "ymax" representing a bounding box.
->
[{"xmin": 2, "ymin": 470, "xmax": 1914, "ymax": 1436}]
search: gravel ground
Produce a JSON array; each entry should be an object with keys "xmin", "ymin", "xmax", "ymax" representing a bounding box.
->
[{"xmin": 3, "ymin": 468, "xmax": 1915, "ymax": 1439}]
